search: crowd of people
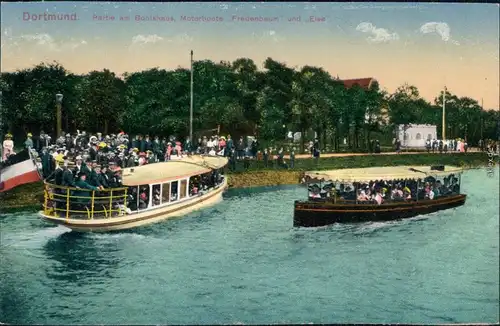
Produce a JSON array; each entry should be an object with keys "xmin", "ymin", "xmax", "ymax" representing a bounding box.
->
[
  {"xmin": 2, "ymin": 130, "xmax": 306, "ymax": 175},
  {"xmin": 424, "ymin": 138, "xmax": 469, "ymax": 153},
  {"xmin": 308, "ymin": 175, "xmax": 461, "ymax": 204},
  {"xmin": 2, "ymin": 130, "xmax": 285, "ymax": 187}
]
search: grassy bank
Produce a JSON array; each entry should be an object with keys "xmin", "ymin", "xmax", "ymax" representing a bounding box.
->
[{"xmin": 0, "ymin": 152, "xmax": 491, "ymax": 212}]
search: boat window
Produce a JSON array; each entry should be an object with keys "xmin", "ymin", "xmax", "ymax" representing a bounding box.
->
[
  {"xmin": 162, "ymin": 182, "xmax": 170, "ymax": 204},
  {"xmin": 170, "ymin": 181, "xmax": 179, "ymax": 202},
  {"xmin": 152, "ymin": 184, "xmax": 161, "ymax": 206},
  {"xmin": 416, "ymin": 133, "xmax": 422, "ymax": 140},
  {"xmin": 127, "ymin": 186, "xmax": 139, "ymax": 211},
  {"xmin": 189, "ymin": 176, "xmax": 200, "ymax": 196},
  {"xmin": 180, "ymin": 179, "xmax": 187, "ymax": 199},
  {"xmin": 427, "ymin": 134, "xmax": 432, "ymax": 140},
  {"xmin": 138, "ymin": 185, "xmax": 150, "ymax": 210}
]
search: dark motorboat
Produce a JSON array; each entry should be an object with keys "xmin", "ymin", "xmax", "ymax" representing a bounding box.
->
[{"xmin": 294, "ymin": 165, "xmax": 466, "ymax": 227}]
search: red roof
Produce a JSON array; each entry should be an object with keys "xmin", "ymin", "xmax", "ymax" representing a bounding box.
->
[{"xmin": 341, "ymin": 78, "xmax": 375, "ymax": 90}]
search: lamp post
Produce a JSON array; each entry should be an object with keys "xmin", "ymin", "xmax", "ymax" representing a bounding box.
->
[
  {"xmin": 442, "ymin": 86, "xmax": 446, "ymax": 140},
  {"xmin": 56, "ymin": 93, "xmax": 63, "ymax": 139},
  {"xmin": 480, "ymin": 98, "xmax": 484, "ymax": 142},
  {"xmin": 189, "ymin": 50, "xmax": 194, "ymax": 142}
]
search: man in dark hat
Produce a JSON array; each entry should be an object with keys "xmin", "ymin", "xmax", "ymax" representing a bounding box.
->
[
  {"xmin": 105, "ymin": 163, "xmax": 117, "ymax": 187},
  {"xmin": 73, "ymin": 172, "xmax": 100, "ymax": 205},
  {"xmin": 88, "ymin": 161, "xmax": 103, "ymax": 188},
  {"xmin": 41, "ymin": 147, "xmax": 55, "ymax": 179},
  {"xmin": 97, "ymin": 165, "xmax": 109, "ymax": 188},
  {"xmin": 139, "ymin": 135, "xmax": 146, "ymax": 153},
  {"xmin": 53, "ymin": 157, "xmax": 65, "ymax": 185},
  {"xmin": 144, "ymin": 135, "xmax": 152, "ymax": 152},
  {"xmin": 184, "ymin": 136, "xmax": 193, "ymax": 155},
  {"xmin": 62, "ymin": 159, "xmax": 76, "ymax": 187}
]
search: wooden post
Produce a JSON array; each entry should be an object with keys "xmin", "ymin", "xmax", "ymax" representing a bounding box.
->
[
  {"xmin": 109, "ymin": 190, "xmax": 113, "ymax": 218},
  {"xmin": 90, "ymin": 191, "xmax": 95, "ymax": 219},
  {"xmin": 416, "ymin": 179, "xmax": 419, "ymax": 202},
  {"xmin": 66, "ymin": 188, "xmax": 70, "ymax": 219},
  {"xmin": 355, "ymin": 183, "xmax": 358, "ymax": 204}
]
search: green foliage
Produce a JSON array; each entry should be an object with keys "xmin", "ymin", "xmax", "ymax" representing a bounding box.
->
[{"xmin": 1, "ymin": 60, "xmax": 497, "ymax": 149}]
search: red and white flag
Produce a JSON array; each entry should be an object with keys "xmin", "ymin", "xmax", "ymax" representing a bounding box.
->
[{"xmin": 0, "ymin": 149, "xmax": 42, "ymax": 193}]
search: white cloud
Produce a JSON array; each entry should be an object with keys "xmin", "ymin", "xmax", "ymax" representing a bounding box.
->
[
  {"xmin": 67, "ymin": 39, "xmax": 88, "ymax": 50},
  {"xmin": 22, "ymin": 33, "xmax": 54, "ymax": 46},
  {"xmin": 19, "ymin": 33, "xmax": 88, "ymax": 51},
  {"xmin": 356, "ymin": 22, "xmax": 399, "ymax": 43},
  {"xmin": 419, "ymin": 22, "xmax": 459, "ymax": 45},
  {"xmin": 252, "ymin": 30, "xmax": 284, "ymax": 43},
  {"xmin": 131, "ymin": 34, "xmax": 163, "ymax": 44},
  {"xmin": 166, "ymin": 33, "xmax": 193, "ymax": 44}
]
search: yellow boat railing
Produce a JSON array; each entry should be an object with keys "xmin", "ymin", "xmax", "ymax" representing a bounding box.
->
[{"xmin": 42, "ymin": 182, "xmax": 129, "ymax": 220}]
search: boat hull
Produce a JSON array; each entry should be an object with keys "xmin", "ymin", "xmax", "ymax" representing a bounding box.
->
[
  {"xmin": 38, "ymin": 179, "xmax": 227, "ymax": 232},
  {"xmin": 293, "ymin": 194, "xmax": 466, "ymax": 227}
]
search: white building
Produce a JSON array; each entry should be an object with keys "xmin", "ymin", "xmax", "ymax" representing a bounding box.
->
[{"xmin": 396, "ymin": 124, "xmax": 437, "ymax": 147}]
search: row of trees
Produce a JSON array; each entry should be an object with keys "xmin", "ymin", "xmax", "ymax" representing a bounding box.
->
[{"xmin": 0, "ymin": 59, "xmax": 498, "ymax": 151}]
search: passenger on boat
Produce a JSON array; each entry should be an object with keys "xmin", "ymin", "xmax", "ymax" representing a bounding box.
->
[
  {"xmin": 127, "ymin": 187, "xmax": 138, "ymax": 211},
  {"xmin": 403, "ymin": 187, "xmax": 412, "ymax": 200},
  {"xmin": 308, "ymin": 184, "xmax": 322, "ymax": 199},
  {"xmin": 72, "ymin": 155, "xmax": 90, "ymax": 179},
  {"xmin": 424, "ymin": 186, "xmax": 435, "ymax": 200},
  {"xmin": 139, "ymin": 191, "xmax": 148, "ymax": 209},
  {"xmin": 429, "ymin": 181, "xmax": 438, "ymax": 196},
  {"xmin": 73, "ymin": 172, "xmax": 101, "ymax": 204},
  {"xmin": 153, "ymin": 187, "xmax": 161, "ymax": 206},
  {"xmin": 61, "ymin": 161, "xmax": 76, "ymax": 188},
  {"xmin": 373, "ymin": 189, "xmax": 384, "ymax": 205},
  {"xmin": 138, "ymin": 152, "xmax": 147, "ymax": 166},
  {"xmin": 357, "ymin": 189, "xmax": 369, "ymax": 202},
  {"xmin": 391, "ymin": 187, "xmax": 403, "ymax": 200},
  {"xmin": 88, "ymin": 162, "xmax": 104, "ymax": 189},
  {"xmin": 380, "ymin": 187, "xmax": 388, "ymax": 199}
]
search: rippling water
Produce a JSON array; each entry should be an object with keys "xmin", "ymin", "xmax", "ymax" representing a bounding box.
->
[{"xmin": 1, "ymin": 168, "xmax": 498, "ymax": 324}]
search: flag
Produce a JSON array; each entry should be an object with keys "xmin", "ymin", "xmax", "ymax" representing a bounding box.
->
[{"xmin": 0, "ymin": 149, "xmax": 42, "ymax": 192}]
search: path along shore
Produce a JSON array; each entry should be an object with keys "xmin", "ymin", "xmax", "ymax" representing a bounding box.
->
[{"xmin": 294, "ymin": 149, "xmax": 480, "ymax": 159}]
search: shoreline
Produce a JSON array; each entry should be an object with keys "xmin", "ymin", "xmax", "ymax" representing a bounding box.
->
[{"xmin": 0, "ymin": 152, "xmax": 493, "ymax": 212}]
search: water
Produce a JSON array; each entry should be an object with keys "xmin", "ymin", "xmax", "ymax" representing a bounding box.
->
[{"xmin": 1, "ymin": 168, "xmax": 498, "ymax": 324}]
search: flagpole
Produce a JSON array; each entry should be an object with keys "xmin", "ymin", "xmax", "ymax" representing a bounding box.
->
[
  {"xmin": 190, "ymin": 50, "xmax": 194, "ymax": 142},
  {"xmin": 442, "ymin": 86, "xmax": 446, "ymax": 140},
  {"xmin": 480, "ymin": 98, "xmax": 484, "ymax": 141}
]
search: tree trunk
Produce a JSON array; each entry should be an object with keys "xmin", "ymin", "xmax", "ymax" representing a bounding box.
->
[
  {"xmin": 104, "ymin": 120, "xmax": 109, "ymax": 135},
  {"xmin": 300, "ymin": 128, "xmax": 305, "ymax": 154}
]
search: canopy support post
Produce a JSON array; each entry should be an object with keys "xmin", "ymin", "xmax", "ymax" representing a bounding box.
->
[
  {"xmin": 458, "ymin": 173, "xmax": 461, "ymax": 194},
  {"xmin": 416, "ymin": 179, "xmax": 419, "ymax": 202},
  {"xmin": 355, "ymin": 183, "xmax": 358, "ymax": 204}
]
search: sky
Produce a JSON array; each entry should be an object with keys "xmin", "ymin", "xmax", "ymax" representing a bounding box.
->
[{"xmin": 1, "ymin": 2, "xmax": 499, "ymax": 109}]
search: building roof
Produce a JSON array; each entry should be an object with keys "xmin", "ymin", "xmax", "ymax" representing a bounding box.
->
[{"xmin": 341, "ymin": 78, "xmax": 375, "ymax": 90}]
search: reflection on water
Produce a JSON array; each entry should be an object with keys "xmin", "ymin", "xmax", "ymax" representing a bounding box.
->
[{"xmin": 43, "ymin": 232, "xmax": 121, "ymax": 286}]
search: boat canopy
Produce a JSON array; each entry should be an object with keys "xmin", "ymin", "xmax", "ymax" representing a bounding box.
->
[
  {"xmin": 122, "ymin": 156, "xmax": 228, "ymax": 186},
  {"xmin": 304, "ymin": 165, "xmax": 465, "ymax": 183},
  {"xmin": 179, "ymin": 155, "xmax": 228, "ymax": 170}
]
